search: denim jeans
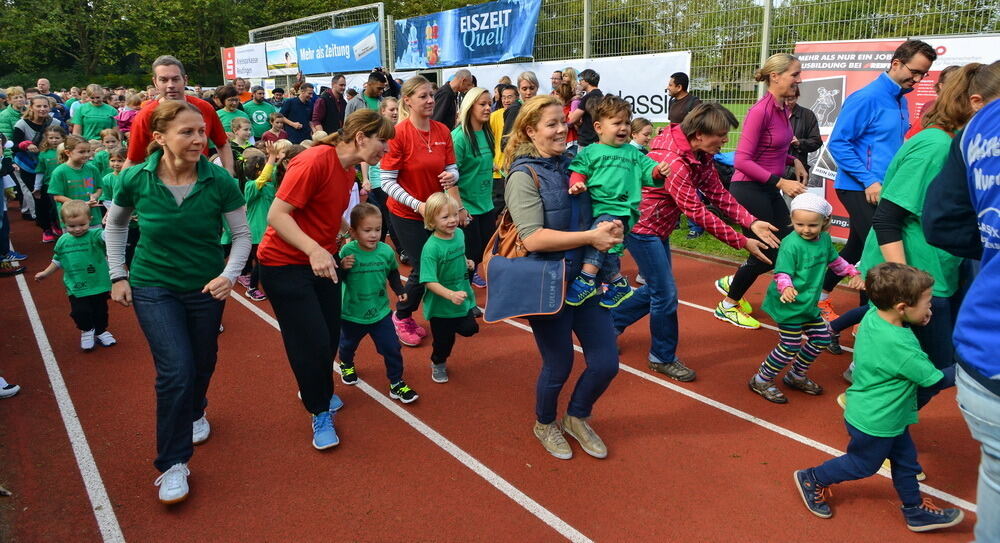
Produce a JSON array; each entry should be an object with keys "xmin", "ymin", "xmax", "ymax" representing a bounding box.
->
[
  {"xmin": 529, "ymin": 296, "xmax": 619, "ymax": 424},
  {"xmin": 956, "ymin": 365, "xmax": 1000, "ymax": 542},
  {"xmin": 132, "ymin": 286, "xmax": 225, "ymax": 472},
  {"xmin": 611, "ymin": 233, "xmax": 679, "ymax": 364},
  {"xmin": 580, "ymin": 214, "xmax": 623, "ymax": 283},
  {"xmin": 339, "ymin": 314, "xmax": 405, "ymax": 384}
]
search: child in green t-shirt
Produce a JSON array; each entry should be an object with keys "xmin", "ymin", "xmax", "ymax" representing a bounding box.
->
[
  {"xmin": 419, "ymin": 192, "xmax": 479, "ymax": 384},
  {"xmin": 32, "ymin": 125, "xmax": 67, "ymax": 241},
  {"xmin": 48, "ymin": 135, "xmax": 103, "ymax": 227},
  {"xmin": 750, "ymin": 193, "xmax": 863, "ymax": 403},
  {"xmin": 34, "ymin": 200, "xmax": 116, "ymax": 352},
  {"xmin": 565, "ymin": 95, "xmax": 668, "ymax": 309},
  {"xmin": 240, "ymin": 143, "xmax": 282, "ymax": 301},
  {"xmin": 794, "ymin": 262, "xmax": 962, "ymax": 533},
  {"xmin": 90, "ymin": 128, "xmax": 121, "ymax": 179},
  {"xmin": 337, "ymin": 203, "xmax": 416, "ymax": 404}
]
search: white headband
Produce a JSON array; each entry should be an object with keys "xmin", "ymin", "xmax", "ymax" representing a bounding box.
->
[{"xmin": 790, "ymin": 192, "xmax": 833, "ymax": 218}]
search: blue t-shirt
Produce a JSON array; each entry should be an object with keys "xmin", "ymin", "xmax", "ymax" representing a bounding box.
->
[{"xmin": 279, "ymin": 96, "xmax": 316, "ymax": 144}]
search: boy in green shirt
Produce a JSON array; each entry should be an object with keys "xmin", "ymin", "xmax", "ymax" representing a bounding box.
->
[
  {"xmin": 794, "ymin": 262, "xmax": 962, "ymax": 533},
  {"xmin": 565, "ymin": 95, "xmax": 668, "ymax": 309},
  {"xmin": 34, "ymin": 200, "xmax": 117, "ymax": 351}
]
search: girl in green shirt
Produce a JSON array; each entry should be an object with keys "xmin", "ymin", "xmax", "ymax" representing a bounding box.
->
[
  {"xmin": 47, "ymin": 135, "xmax": 103, "ymax": 227},
  {"xmin": 90, "ymin": 128, "xmax": 121, "ymax": 180},
  {"xmin": 32, "ymin": 125, "xmax": 66, "ymax": 239},
  {"xmin": 242, "ymin": 145, "xmax": 280, "ymax": 300}
]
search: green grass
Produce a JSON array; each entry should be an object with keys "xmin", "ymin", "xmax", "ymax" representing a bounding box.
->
[{"xmin": 669, "ymin": 217, "xmax": 846, "ymax": 268}]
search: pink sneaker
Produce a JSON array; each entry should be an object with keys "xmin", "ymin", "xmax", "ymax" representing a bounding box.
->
[
  {"xmin": 237, "ymin": 274, "xmax": 252, "ymax": 288},
  {"xmin": 392, "ymin": 314, "xmax": 423, "ymax": 347},
  {"xmin": 41, "ymin": 230, "xmax": 58, "ymax": 243}
]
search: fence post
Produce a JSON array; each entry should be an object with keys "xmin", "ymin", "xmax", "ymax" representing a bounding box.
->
[
  {"xmin": 583, "ymin": 0, "xmax": 592, "ymax": 59},
  {"xmin": 757, "ymin": 0, "xmax": 773, "ymax": 98}
]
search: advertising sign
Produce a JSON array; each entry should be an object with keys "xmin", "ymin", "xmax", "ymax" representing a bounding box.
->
[
  {"xmin": 266, "ymin": 37, "xmax": 299, "ymax": 76},
  {"xmin": 296, "ymin": 22, "xmax": 383, "ymax": 75},
  {"xmin": 394, "ymin": 0, "xmax": 541, "ymax": 70},
  {"xmin": 234, "ymin": 43, "xmax": 268, "ymax": 79},
  {"xmin": 222, "ymin": 47, "xmax": 237, "ymax": 80}
]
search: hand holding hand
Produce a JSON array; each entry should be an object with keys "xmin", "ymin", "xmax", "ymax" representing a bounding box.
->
[
  {"xmin": 438, "ymin": 170, "xmax": 457, "ymax": 189},
  {"xmin": 111, "ymin": 280, "xmax": 132, "ymax": 307},
  {"xmin": 590, "ymin": 220, "xmax": 624, "ymax": 251},
  {"xmin": 847, "ymin": 275, "xmax": 865, "ymax": 290}
]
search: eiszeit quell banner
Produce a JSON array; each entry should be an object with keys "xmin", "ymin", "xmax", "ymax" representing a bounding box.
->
[
  {"xmin": 296, "ymin": 22, "xmax": 382, "ymax": 75},
  {"xmin": 394, "ymin": 0, "xmax": 542, "ymax": 70}
]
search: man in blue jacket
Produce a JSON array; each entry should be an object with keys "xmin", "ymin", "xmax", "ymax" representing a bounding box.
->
[{"xmin": 820, "ymin": 40, "xmax": 936, "ymax": 319}]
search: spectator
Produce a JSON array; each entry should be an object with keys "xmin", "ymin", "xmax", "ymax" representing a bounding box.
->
[
  {"xmin": 785, "ymin": 87, "xmax": 822, "ymax": 177},
  {"xmin": 567, "ymin": 69, "xmax": 603, "ymax": 147},
  {"xmin": 36, "ymin": 78, "xmax": 63, "ymax": 104},
  {"xmin": 243, "ymin": 85, "xmax": 277, "ymax": 140},
  {"xmin": 280, "ymin": 83, "xmax": 315, "ymax": 144},
  {"xmin": 346, "ymin": 71, "xmax": 389, "ymax": 117},
  {"xmin": 269, "ymin": 87, "xmax": 285, "ymax": 107},
  {"xmin": 233, "ymin": 78, "xmax": 252, "ymax": 103},
  {"xmin": 550, "ymin": 70, "xmax": 564, "ymax": 94},
  {"xmin": 501, "ymin": 72, "xmax": 539, "ymax": 148},
  {"xmin": 214, "ymin": 84, "xmax": 250, "ymax": 134},
  {"xmin": 667, "ymin": 72, "xmax": 702, "ymax": 124},
  {"xmin": 311, "ymin": 74, "xmax": 347, "ymax": 134},
  {"xmin": 432, "ymin": 69, "xmax": 473, "ymax": 130}
]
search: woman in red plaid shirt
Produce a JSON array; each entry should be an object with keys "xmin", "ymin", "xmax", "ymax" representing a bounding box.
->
[{"xmin": 611, "ymin": 103, "xmax": 781, "ymax": 382}]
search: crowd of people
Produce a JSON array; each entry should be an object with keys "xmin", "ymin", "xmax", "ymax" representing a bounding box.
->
[{"xmin": 1, "ymin": 43, "xmax": 998, "ymax": 540}]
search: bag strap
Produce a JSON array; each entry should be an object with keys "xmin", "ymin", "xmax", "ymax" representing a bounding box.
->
[{"xmin": 525, "ymin": 165, "xmax": 541, "ymax": 189}]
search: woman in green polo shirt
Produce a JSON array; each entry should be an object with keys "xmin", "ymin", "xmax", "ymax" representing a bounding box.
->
[
  {"xmin": 105, "ymin": 100, "xmax": 250, "ymax": 505},
  {"xmin": 450, "ymin": 87, "xmax": 496, "ymax": 289},
  {"xmin": 71, "ymin": 84, "xmax": 118, "ymax": 141}
]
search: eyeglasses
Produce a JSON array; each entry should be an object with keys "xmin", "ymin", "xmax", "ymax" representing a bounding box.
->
[{"xmin": 900, "ymin": 62, "xmax": 929, "ymax": 80}]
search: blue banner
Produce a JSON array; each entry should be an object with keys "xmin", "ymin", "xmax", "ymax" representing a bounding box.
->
[
  {"xmin": 296, "ymin": 22, "xmax": 382, "ymax": 75},
  {"xmin": 394, "ymin": 0, "xmax": 541, "ymax": 70}
]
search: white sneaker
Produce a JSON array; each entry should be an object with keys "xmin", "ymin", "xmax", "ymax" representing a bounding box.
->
[
  {"xmin": 154, "ymin": 463, "xmax": 190, "ymax": 504},
  {"xmin": 96, "ymin": 331, "xmax": 117, "ymax": 347},
  {"xmin": 192, "ymin": 415, "xmax": 211, "ymax": 445},
  {"xmin": 81, "ymin": 329, "xmax": 96, "ymax": 351},
  {"xmin": 0, "ymin": 383, "xmax": 21, "ymax": 399}
]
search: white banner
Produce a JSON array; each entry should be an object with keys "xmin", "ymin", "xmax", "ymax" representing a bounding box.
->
[
  {"xmin": 442, "ymin": 51, "xmax": 691, "ymax": 122},
  {"xmin": 234, "ymin": 43, "xmax": 268, "ymax": 79},
  {"xmin": 266, "ymin": 37, "xmax": 299, "ymax": 76}
]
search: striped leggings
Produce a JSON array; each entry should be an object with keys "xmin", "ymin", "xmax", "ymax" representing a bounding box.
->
[{"xmin": 757, "ymin": 320, "xmax": 831, "ymax": 382}]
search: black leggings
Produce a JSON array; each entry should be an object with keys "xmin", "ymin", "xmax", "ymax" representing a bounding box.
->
[
  {"xmin": 463, "ymin": 209, "xmax": 498, "ymax": 268},
  {"xmin": 368, "ymin": 188, "xmax": 399, "ymax": 248},
  {"xmin": 824, "ymin": 189, "xmax": 875, "ymax": 293},
  {"xmin": 430, "ymin": 311, "xmax": 480, "ymax": 365},
  {"xmin": 726, "ymin": 182, "xmax": 792, "ymax": 301},
  {"xmin": 68, "ymin": 292, "xmax": 110, "ymax": 333},
  {"xmin": 390, "ymin": 214, "xmax": 432, "ymax": 320}
]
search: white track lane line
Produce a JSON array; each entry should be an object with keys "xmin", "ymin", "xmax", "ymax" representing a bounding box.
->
[
  {"xmin": 229, "ymin": 291, "xmax": 593, "ymax": 543},
  {"xmin": 11, "ymin": 249, "xmax": 126, "ymax": 543}
]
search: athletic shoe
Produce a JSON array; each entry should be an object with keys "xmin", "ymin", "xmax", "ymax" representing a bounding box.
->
[
  {"xmin": 533, "ymin": 421, "xmax": 572, "ymax": 460},
  {"xmin": 634, "ymin": 274, "xmax": 646, "ymax": 286},
  {"xmin": 81, "ymin": 329, "xmax": 96, "ymax": 351},
  {"xmin": 748, "ymin": 377, "xmax": 787, "ymax": 403},
  {"xmin": 599, "ymin": 277, "xmax": 634, "ymax": 308},
  {"xmin": 414, "ymin": 320, "xmax": 428, "ymax": 338},
  {"xmin": 4, "ymin": 251, "xmax": 27, "ymax": 262},
  {"xmin": 714, "ymin": 303, "xmax": 760, "ymax": 329},
  {"xmin": 0, "ymin": 383, "xmax": 21, "ymax": 399},
  {"xmin": 470, "ymin": 271, "xmax": 487, "ymax": 289},
  {"xmin": 296, "ymin": 391, "xmax": 343, "ymax": 412},
  {"xmin": 561, "ymin": 415, "xmax": 607, "ymax": 458},
  {"xmin": 311, "ymin": 411, "xmax": 339, "ymax": 450},
  {"xmin": 0, "ymin": 261, "xmax": 25, "ymax": 276},
  {"xmin": 843, "ymin": 362, "xmax": 854, "ymax": 384},
  {"xmin": 431, "ymin": 362, "xmax": 448, "ymax": 383},
  {"xmin": 339, "ymin": 362, "xmax": 358, "ymax": 385},
  {"xmin": 154, "ymin": 463, "xmax": 190, "ymax": 505},
  {"xmin": 648, "ymin": 358, "xmax": 696, "ymax": 382},
  {"xmin": 881, "ymin": 459, "xmax": 926, "ymax": 481},
  {"xmin": 794, "ymin": 469, "xmax": 832, "ymax": 518},
  {"xmin": 565, "ymin": 276, "xmax": 598, "ymax": 306},
  {"xmin": 836, "ymin": 393, "xmax": 847, "ymax": 410},
  {"xmin": 471, "ymin": 306, "xmax": 483, "ymax": 318},
  {"xmin": 192, "ymin": 415, "xmax": 210, "ymax": 445},
  {"xmin": 237, "ymin": 274, "xmax": 252, "ymax": 288},
  {"xmin": 52, "ymin": 226, "xmax": 64, "ymax": 236},
  {"xmin": 782, "ymin": 373, "xmax": 823, "ymax": 395},
  {"xmin": 392, "ymin": 314, "xmax": 423, "ymax": 347},
  {"xmin": 96, "ymin": 331, "xmax": 117, "ymax": 347},
  {"xmin": 686, "ymin": 229, "xmax": 704, "ymax": 239},
  {"xmin": 246, "ymin": 288, "xmax": 267, "ymax": 301},
  {"xmin": 41, "ymin": 230, "xmax": 58, "ymax": 243},
  {"xmin": 713, "ymin": 275, "xmax": 753, "ymax": 313},
  {"xmin": 827, "ymin": 330, "xmax": 843, "ymax": 355},
  {"xmin": 902, "ymin": 498, "xmax": 963, "ymax": 532},
  {"xmin": 817, "ymin": 299, "xmax": 840, "ymax": 322},
  {"xmin": 399, "ymin": 251, "xmax": 410, "ymax": 265},
  {"xmin": 389, "ymin": 381, "xmax": 418, "ymax": 404}
]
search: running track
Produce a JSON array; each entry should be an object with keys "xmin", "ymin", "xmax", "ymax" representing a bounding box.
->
[{"xmin": 0, "ymin": 211, "xmax": 979, "ymax": 541}]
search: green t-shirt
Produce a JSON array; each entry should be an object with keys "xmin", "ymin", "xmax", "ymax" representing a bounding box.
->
[
  {"xmin": 339, "ymin": 241, "xmax": 398, "ymax": 324},
  {"xmin": 451, "ymin": 127, "xmax": 495, "ymax": 215},
  {"xmin": 114, "ymin": 151, "xmax": 245, "ymax": 292},
  {"xmin": 216, "ymin": 108, "xmax": 250, "ymax": 134},
  {"xmin": 53, "ymin": 228, "xmax": 111, "ymax": 297},
  {"xmin": 64, "ymin": 97, "xmax": 78, "ymax": 110},
  {"xmin": 568, "ymin": 142, "xmax": 661, "ymax": 225},
  {"xmin": 859, "ymin": 127, "xmax": 962, "ymax": 298},
  {"xmin": 71, "ymin": 102, "xmax": 118, "ymax": 141},
  {"xmin": 48, "ymin": 163, "xmax": 103, "ymax": 226},
  {"xmin": 242, "ymin": 100, "xmax": 277, "ymax": 139},
  {"xmin": 243, "ymin": 168, "xmax": 277, "ymax": 244},
  {"xmin": 101, "ymin": 172, "xmax": 119, "ymax": 203},
  {"xmin": 91, "ymin": 149, "xmax": 110, "ymax": 181},
  {"xmin": 363, "ymin": 95, "xmax": 380, "ymax": 111},
  {"xmin": 845, "ymin": 307, "xmax": 944, "ymax": 437},
  {"xmin": 420, "ymin": 229, "xmax": 475, "ymax": 319},
  {"xmin": 762, "ymin": 231, "xmax": 840, "ymax": 324},
  {"xmin": 369, "ymin": 162, "xmax": 383, "ymax": 189},
  {"xmin": 35, "ymin": 149, "xmax": 60, "ymax": 185}
]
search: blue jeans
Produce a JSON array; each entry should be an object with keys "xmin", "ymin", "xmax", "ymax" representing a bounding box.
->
[
  {"xmin": 132, "ymin": 286, "xmax": 225, "ymax": 472},
  {"xmin": 611, "ymin": 233, "xmax": 679, "ymax": 364},
  {"xmin": 810, "ymin": 421, "xmax": 922, "ymax": 507},
  {"xmin": 529, "ymin": 296, "xmax": 619, "ymax": 424},
  {"xmin": 339, "ymin": 314, "xmax": 405, "ymax": 384},
  {"xmin": 956, "ymin": 365, "xmax": 1000, "ymax": 542},
  {"xmin": 580, "ymin": 214, "xmax": 623, "ymax": 283}
]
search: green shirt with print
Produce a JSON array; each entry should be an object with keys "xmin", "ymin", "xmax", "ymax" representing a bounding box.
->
[
  {"xmin": 845, "ymin": 307, "xmax": 944, "ymax": 437},
  {"xmin": 114, "ymin": 151, "xmax": 245, "ymax": 292},
  {"xmin": 451, "ymin": 127, "xmax": 495, "ymax": 215},
  {"xmin": 216, "ymin": 108, "xmax": 250, "ymax": 134},
  {"xmin": 242, "ymin": 101, "xmax": 277, "ymax": 139},
  {"xmin": 859, "ymin": 127, "xmax": 962, "ymax": 298},
  {"xmin": 568, "ymin": 142, "xmax": 661, "ymax": 225},
  {"xmin": 762, "ymin": 231, "xmax": 840, "ymax": 323},
  {"xmin": 53, "ymin": 228, "xmax": 111, "ymax": 297},
  {"xmin": 339, "ymin": 240, "xmax": 399, "ymax": 324},
  {"xmin": 48, "ymin": 163, "xmax": 103, "ymax": 226},
  {"xmin": 71, "ymin": 102, "xmax": 118, "ymax": 140},
  {"xmin": 420, "ymin": 229, "xmax": 475, "ymax": 319}
]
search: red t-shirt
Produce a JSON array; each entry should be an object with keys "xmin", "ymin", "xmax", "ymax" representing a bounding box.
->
[
  {"xmin": 380, "ymin": 118, "xmax": 456, "ymax": 221},
  {"xmin": 126, "ymin": 96, "xmax": 229, "ymax": 163},
  {"xmin": 260, "ymin": 130, "xmax": 288, "ymax": 143},
  {"xmin": 257, "ymin": 144, "xmax": 355, "ymax": 267}
]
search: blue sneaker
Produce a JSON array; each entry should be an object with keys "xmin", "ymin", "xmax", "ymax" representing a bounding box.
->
[
  {"xmin": 297, "ymin": 390, "xmax": 344, "ymax": 412},
  {"xmin": 470, "ymin": 271, "xmax": 487, "ymax": 289},
  {"xmin": 793, "ymin": 469, "xmax": 832, "ymax": 518},
  {"xmin": 902, "ymin": 498, "xmax": 963, "ymax": 532},
  {"xmin": 566, "ymin": 276, "xmax": 598, "ymax": 306},
  {"xmin": 311, "ymin": 411, "xmax": 339, "ymax": 450},
  {"xmin": 3, "ymin": 251, "xmax": 27, "ymax": 262},
  {"xmin": 600, "ymin": 277, "xmax": 634, "ymax": 308}
]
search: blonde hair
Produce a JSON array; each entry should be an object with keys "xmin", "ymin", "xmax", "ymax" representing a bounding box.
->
[
  {"xmin": 754, "ymin": 53, "xmax": 799, "ymax": 84},
  {"xmin": 503, "ymin": 95, "xmax": 564, "ymax": 170},
  {"xmin": 273, "ymin": 139, "xmax": 293, "ymax": 155},
  {"xmin": 4, "ymin": 86, "xmax": 24, "ymax": 98},
  {"xmin": 99, "ymin": 128, "xmax": 121, "ymax": 141},
  {"xmin": 230, "ymin": 116, "xmax": 251, "ymax": 132},
  {"xmin": 126, "ymin": 93, "xmax": 143, "ymax": 108},
  {"xmin": 398, "ymin": 75, "xmax": 432, "ymax": 122},
  {"xmin": 319, "ymin": 109, "xmax": 394, "ymax": 146},
  {"xmin": 311, "ymin": 130, "xmax": 328, "ymax": 141},
  {"xmin": 422, "ymin": 192, "xmax": 460, "ymax": 230},
  {"xmin": 83, "ymin": 84, "xmax": 104, "ymax": 98},
  {"xmin": 378, "ymin": 97, "xmax": 398, "ymax": 113},
  {"xmin": 60, "ymin": 200, "xmax": 91, "ymax": 223},
  {"xmin": 59, "ymin": 135, "xmax": 89, "ymax": 163}
]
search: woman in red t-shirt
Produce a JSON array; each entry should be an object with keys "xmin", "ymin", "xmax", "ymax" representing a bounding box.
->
[
  {"xmin": 257, "ymin": 109, "xmax": 394, "ymax": 450},
  {"xmin": 380, "ymin": 75, "xmax": 462, "ymax": 347}
]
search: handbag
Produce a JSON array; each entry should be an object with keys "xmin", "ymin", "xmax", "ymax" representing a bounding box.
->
[{"xmin": 483, "ymin": 166, "xmax": 579, "ymax": 323}]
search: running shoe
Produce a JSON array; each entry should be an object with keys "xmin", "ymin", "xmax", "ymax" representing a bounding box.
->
[
  {"xmin": 3, "ymin": 251, "xmax": 27, "ymax": 262},
  {"xmin": 339, "ymin": 362, "xmax": 358, "ymax": 385},
  {"xmin": 634, "ymin": 274, "xmax": 646, "ymax": 286},
  {"xmin": 246, "ymin": 288, "xmax": 267, "ymax": 301},
  {"xmin": 392, "ymin": 314, "xmax": 423, "ymax": 346},
  {"xmin": 96, "ymin": 331, "xmax": 117, "ymax": 347},
  {"xmin": 714, "ymin": 302, "xmax": 760, "ymax": 329},
  {"xmin": 470, "ymin": 271, "xmax": 487, "ymax": 289},
  {"xmin": 902, "ymin": 498, "xmax": 962, "ymax": 532},
  {"xmin": 600, "ymin": 277, "xmax": 634, "ymax": 308},
  {"xmin": 686, "ymin": 229, "xmax": 704, "ymax": 239},
  {"xmin": 389, "ymin": 381, "xmax": 418, "ymax": 404},
  {"xmin": 41, "ymin": 230, "xmax": 58, "ymax": 243},
  {"xmin": 431, "ymin": 362, "xmax": 448, "ymax": 383},
  {"xmin": 648, "ymin": 358, "xmax": 696, "ymax": 382},
  {"xmin": 154, "ymin": 463, "xmax": 190, "ymax": 504},
  {"xmin": 237, "ymin": 274, "xmax": 252, "ymax": 288},
  {"xmin": 836, "ymin": 393, "xmax": 847, "ymax": 410},
  {"xmin": 565, "ymin": 276, "xmax": 598, "ymax": 306},
  {"xmin": 311, "ymin": 411, "xmax": 339, "ymax": 450},
  {"xmin": 713, "ymin": 275, "xmax": 753, "ymax": 313},
  {"xmin": 817, "ymin": 299, "xmax": 840, "ymax": 322},
  {"xmin": 827, "ymin": 330, "xmax": 844, "ymax": 355},
  {"xmin": 192, "ymin": 414, "xmax": 210, "ymax": 445},
  {"xmin": 782, "ymin": 373, "xmax": 823, "ymax": 395},
  {"xmin": 794, "ymin": 469, "xmax": 832, "ymax": 518},
  {"xmin": 81, "ymin": 329, "xmax": 96, "ymax": 351},
  {"xmin": 52, "ymin": 226, "xmax": 64, "ymax": 236},
  {"xmin": 0, "ymin": 383, "xmax": 21, "ymax": 399}
]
